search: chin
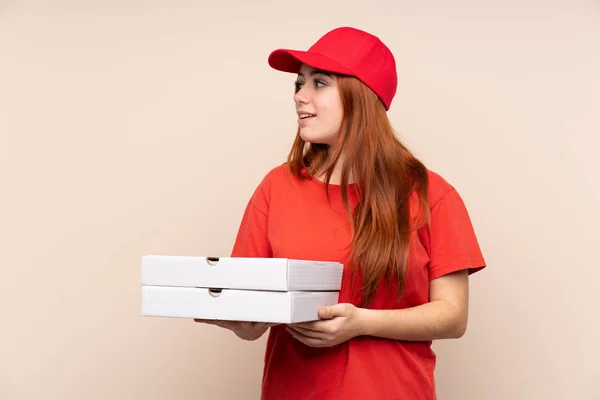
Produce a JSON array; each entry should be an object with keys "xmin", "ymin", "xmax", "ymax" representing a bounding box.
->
[{"xmin": 299, "ymin": 130, "xmax": 335, "ymax": 146}]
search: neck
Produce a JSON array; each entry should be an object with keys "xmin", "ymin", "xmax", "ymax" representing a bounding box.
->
[{"xmin": 316, "ymin": 149, "xmax": 353, "ymax": 185}]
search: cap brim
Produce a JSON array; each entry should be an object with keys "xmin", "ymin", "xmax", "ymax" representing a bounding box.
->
[{"xmin": 268, "ymin": 49, "xmax": 354, "ymax": 76}]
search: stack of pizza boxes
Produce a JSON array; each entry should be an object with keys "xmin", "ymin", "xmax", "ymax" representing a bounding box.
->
[{"xmin": 141, "ymin": 255, "xmax": 343, "ymax": 323}]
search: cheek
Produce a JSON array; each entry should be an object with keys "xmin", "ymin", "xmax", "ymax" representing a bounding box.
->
[
  {"xmin": 327, "ymin": 106, "xmax": 343, "ymax": 133},
  {"xmin": 319, "ymin": 97, "xmax": 343, "ymax": 129}
]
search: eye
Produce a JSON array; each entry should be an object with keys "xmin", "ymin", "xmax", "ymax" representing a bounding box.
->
[{"xmin": 293, "ymin": 79, "xmax": 326, "ymax": 93}]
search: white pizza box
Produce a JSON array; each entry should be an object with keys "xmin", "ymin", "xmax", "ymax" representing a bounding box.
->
[
  {"xmin": 141, "ymin": 285, "xmax": 340, "ymax": 323},
  {"xmin": 141, "ymin": 255, "xmax": 344, "ymax": 291}
]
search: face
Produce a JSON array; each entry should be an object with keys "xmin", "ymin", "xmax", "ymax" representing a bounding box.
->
[{"xmin": 293, "ymin": 64, "xmax": 343, "ymax": 146}]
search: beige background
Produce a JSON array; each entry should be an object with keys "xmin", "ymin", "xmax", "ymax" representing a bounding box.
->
[{"xmin": 1, "ymin": 0, "xmax": 599, "ymax": 399}]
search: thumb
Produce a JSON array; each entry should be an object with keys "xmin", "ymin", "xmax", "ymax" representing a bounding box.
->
[{"xmin": 318, "ymin": 303, "xmax": 347, "ymax": 319}]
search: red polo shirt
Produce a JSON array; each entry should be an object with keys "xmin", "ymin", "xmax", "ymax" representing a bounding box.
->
[{"xmin": 231, "ymin": 164, "xmax": 486, "ymax": 400}]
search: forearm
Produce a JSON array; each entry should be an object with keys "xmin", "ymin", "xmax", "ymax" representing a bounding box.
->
[{"xmin": 360, "ymin": 300, "xmax": 468, "ymax": 341}]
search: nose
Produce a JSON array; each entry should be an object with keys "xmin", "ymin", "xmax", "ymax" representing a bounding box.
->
[{"xmin": 294, "ymin": 85, "xmax": 309, "ymax": 105}]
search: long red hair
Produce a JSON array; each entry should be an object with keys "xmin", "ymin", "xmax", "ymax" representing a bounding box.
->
[{"xmin": 287, "ymin": 75, "xmax": 430, "ymax": 307}]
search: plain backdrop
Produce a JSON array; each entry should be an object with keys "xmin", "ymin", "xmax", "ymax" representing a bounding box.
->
[{"xmin": 1, "ymin": 0, "xmax": 599, "ymax": 399}]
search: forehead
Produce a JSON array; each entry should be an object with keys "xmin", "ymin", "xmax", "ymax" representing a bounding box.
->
[{"xmin": 298, "ymin": 64, "xmax": 335, "ymax": 79}]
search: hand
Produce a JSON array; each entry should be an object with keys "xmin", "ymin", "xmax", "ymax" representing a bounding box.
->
[
  {"xmin": 194, "ymin": 319, "xmax": 276, "ymax": 341},
  {"xmin": 286, "ymin": 303, "xmax": 366, "ymax": 347}
]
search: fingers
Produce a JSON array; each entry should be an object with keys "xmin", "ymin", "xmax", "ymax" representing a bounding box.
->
[
  {"xmin": 291, "ymin": 320, "xmax": 332, "ymax": 333},
  {"xmin": 194, "ymin": 319, "xmax": 276, "ymax": 331},
  {"xmin": 240, "ymin": 322, "xmax": 275, "ymax": 330},
  {"xmin": 286, "ymin": 328, "xmax": 329, "ymax": 347},
  {"xmin": 286, "ymin": 319, "xmax": 344, "ymax": 347},
  {"xmin": 194, "ymin": 319, "xmax": 221, "ymax": 325},
  {"xmin": 194, "ymin": 319, "xmax": 237, "ymax": 330},
  {"xmin": 286, "ymin": 325, "xmax": 328, "ymax": 339},
  {"xmin": 218, "ymin": 321, "xmax": 241, "ymax": 330},
  {"xmin": 290, "ymin": 321, "xmax": 316, "ymax": 329}
]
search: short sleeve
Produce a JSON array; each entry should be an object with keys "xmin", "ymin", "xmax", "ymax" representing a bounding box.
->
[
  {"xmin": 230, "ymin": 179, "xmax": 272, "ymax": 258},
  {"xmin": 424, "ymin": 188, "xmax": 486, "ymax": 280}
]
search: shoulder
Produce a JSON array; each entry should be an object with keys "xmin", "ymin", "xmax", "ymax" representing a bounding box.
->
[
  {"xmin": 425, "ymin": 169, "xmax": 457, "ymax": 209},
  {"xmin": 253, "ymin": 163, "xmax": 293, "ymax": 193},
  {"xmin": 421, "ymin": 169, "xmax": 487, "ymax": 277},
  {"xmin": 263, "ymin": 162, "xmax": 292, "ymax": 182},
  {"xmin": 247, "ymin": 163, "xmax": 296, "ymax": 206}
]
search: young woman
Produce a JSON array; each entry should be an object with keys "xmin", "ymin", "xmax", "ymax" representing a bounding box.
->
[{"xmin": 197, "ymin": 26, "xmax": 486, "ymax": 399}]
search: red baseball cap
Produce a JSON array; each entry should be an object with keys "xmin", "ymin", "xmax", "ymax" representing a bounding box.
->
[{"xmin": 268, "ymin": 27, "xmax": 398, "ymax": 110}]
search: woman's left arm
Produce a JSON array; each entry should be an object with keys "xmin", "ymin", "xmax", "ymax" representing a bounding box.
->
[
  {"xmin": 288, "ymin": 186, "xmax": 485, "ymax": 348},
  {"xmin": 286, "ymin": 270, "xmax": 469, "ymax": 347},
  {"xmin": 361, "ymin": 269, "xmax": 469, "ymax": 341}
]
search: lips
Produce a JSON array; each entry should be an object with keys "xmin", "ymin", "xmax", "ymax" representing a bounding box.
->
[{"xmin": 298, "ymin": 113, "xmax": 316, "ymax": 119}]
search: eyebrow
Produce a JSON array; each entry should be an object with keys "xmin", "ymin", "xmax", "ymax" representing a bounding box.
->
[{"xmin": 297, "ymin": 69, "xmax": 333, "ymax": 79}]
